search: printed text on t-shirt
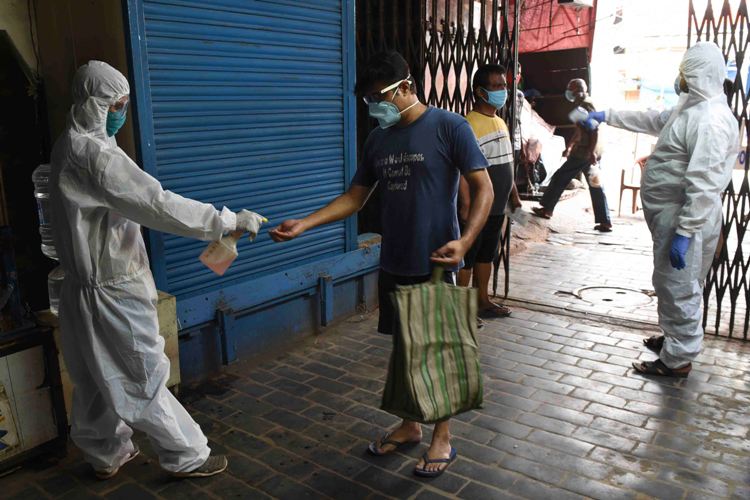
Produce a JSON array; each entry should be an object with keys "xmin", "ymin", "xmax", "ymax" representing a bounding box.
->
[{"xmin": 375, "ymin": 152, "xmax": 425, "ymax": 191}]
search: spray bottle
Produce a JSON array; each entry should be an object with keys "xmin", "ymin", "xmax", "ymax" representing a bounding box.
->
[{"xmin": 200, "ymin": 217, "xmax": 267, "ymax": 276}]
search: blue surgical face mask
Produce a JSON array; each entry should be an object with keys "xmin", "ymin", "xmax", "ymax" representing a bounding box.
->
[
  {"xmin": 367, "ymin": 88, "xmax": 419, "ymax": 129},
  {"xmin": 481, "ymin": 88, "xmax": 508, "ymax": 109},
  {"xmin": 106, "ymin": 107, "xmax": 127, "ymax": 137},
  {"xmin": 368, "ymin": 101, "xmax": 402, "ymax": 129}
]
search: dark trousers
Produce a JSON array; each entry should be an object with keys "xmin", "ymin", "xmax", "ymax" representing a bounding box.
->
[{"xmin": 540, "ymin": 156, "xmax": 611, "ymax": 225}]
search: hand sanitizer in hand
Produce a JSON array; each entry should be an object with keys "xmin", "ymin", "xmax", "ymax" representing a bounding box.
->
[
  {"xmin": 200, "ymin": 231, "xmax": 243, "ymax": 276},
  {"xmin": 568, "ymin": 106, "xmax": 588, "ymax": 124}
]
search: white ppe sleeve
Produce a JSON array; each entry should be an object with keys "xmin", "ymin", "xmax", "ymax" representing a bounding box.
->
[
  {"xmin": 96, "ymin": 148, "xmax": 236, "ymax": 241},
  {"xmin": 676, "ymin": 121, "xmax": 734, "ymax": 237},
  {"xmin": 607, "ymin": 108, "xmax": 673, "ymax": 137}
]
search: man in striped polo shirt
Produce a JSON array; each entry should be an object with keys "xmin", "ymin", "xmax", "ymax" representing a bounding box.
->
[{"xmin": 458, "ymin": 64, "xmax": 517, "ymax": 318}]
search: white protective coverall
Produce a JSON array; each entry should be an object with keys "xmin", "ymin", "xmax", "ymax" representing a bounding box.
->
[
  {"xmin": 49, "ymin": 61, "xmax": 237, "ymax": 472},
  {"xmin": 606, "ymin": 42, "xmax": 739, "ymax": 368}
]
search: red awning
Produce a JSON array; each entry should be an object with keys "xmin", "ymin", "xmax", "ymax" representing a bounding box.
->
[{"xmin": 515, "ymin": 0, "xmax": 597, "ymax": 57}]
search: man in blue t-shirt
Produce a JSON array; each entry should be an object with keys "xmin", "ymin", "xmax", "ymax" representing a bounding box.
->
[{"xmin": 270, "ymin": 51, "xmax": 493, "ymax": 478}]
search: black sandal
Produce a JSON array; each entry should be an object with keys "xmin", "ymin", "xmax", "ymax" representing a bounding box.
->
[
  {"xmin": 479, "ymin": 304, "xmax": 512, "ymax": 319},
  {"xmin": 413, "ymin": 447, "xmax": 457, "ymax": 478},
  {"xmin": 632, "ymin": 359, "xmax": 691, "ymax": 378},
  {"xmin": 643, "ymin": 335, "xmax": 664, "ymax": 354}
]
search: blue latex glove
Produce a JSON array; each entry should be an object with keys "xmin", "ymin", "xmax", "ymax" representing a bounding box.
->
[
  {"xmin": 588, "ymin": 110, "xmax": 606, "ymax": 123},
  {"xmin": 669, "ymin": 234, "xmax": 691, "ymax": 270},
  {"xmin": 579, "ymin": 117, "xmax": 599, "ymax": 131},
  {"xmin": 578, "ymin": 111, "xmax": 606, "ymax": 131}
]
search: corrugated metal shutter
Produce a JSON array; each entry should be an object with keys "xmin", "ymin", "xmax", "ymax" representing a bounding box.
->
[{"xmin": 127, "ymin": 0, "xmax": 353, "ymax": 299}]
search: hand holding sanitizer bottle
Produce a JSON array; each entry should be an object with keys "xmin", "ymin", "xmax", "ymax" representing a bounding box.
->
[{"xmin": 568, "ymin": 106, "xmax": 589, "ymax": 124}]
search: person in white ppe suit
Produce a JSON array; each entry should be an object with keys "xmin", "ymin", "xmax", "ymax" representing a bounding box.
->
[
  {"xmin": 49, "ymin": 61, "xmax": 265, "ymax": 478},
  {"xmin": 585, "ymin": 42, "xmax": 739, "ymax": 377}
]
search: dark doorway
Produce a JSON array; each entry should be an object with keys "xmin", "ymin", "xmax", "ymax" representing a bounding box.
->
[{"xmin": 0, "ymin": 32, "xmax": 53, "ymax": 313}]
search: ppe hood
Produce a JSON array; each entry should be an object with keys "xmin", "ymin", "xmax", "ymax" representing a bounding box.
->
[
  {"xmin": 69, "ymin": 61, "xmax": 130, "ymax": 140},
  {"xmin": 680, "ymin": 42, "xmax": 727, "ymax": 103}
]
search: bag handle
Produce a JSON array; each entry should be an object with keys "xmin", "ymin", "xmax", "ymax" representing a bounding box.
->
[{"xmin": 431, "ymin": 265, "xmax": 445, "ymax": 284}]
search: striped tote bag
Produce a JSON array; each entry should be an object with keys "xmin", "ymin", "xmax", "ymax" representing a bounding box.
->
[{"xmin": 381, "ymin": 267, "xmax": 483, "ymax": 423}]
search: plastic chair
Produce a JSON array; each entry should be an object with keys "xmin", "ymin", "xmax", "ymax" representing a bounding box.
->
[{"xmin": 619, "ymin": 157, "xmax": 647, "ymax": 215}]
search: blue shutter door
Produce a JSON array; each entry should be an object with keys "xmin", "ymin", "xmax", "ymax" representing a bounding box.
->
[{"xmin": 127, "ymin": 0, "xmax": 352, "ymax": 300}]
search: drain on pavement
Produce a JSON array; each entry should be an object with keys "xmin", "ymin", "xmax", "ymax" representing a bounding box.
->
[{"xmin": 573, "ymin": 286, "xmax": 653, "ymax": 307}]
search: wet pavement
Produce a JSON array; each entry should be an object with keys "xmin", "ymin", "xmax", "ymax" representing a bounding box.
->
[
  {"xmin": 506, "ymin": 191, "xmax": 739, "ymax": 336},
  {"xmin": 3, "ymin": 301, "xmax": 750, "ymax": 499},
  {"xmin": 4, "ymin": 191, "xmax": 750, "ymax": 499}
]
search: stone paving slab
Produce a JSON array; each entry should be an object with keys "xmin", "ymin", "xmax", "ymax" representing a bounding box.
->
[
  {"xmin": 3, "ymin": 306, "xmax": 750, "ymax": 499},
  {"xmin": 505, "ymin": 194, "xmax": 741, "ymax": 337}
]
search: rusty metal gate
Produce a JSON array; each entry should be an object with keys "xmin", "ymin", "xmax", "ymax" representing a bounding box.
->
[
  {"xmin": 690, "ymin": 0, "xmax": 750, "ymax": 338},
  {"xmin": 356, "ymin": 0, "xmax": 520, "ymax": 297}
]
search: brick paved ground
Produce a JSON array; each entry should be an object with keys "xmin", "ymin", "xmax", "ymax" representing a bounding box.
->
[
  {"xmin": 3, "ymin": 305, "xmax": 750, "ymax": 499},
  {"xmin": 506, "ymin": 207, "xmax": 658, "ymax": 325},
  {"xmin": 506, "ymin": 193, "xmax": 739, "ymax": 335},
  {"xmin": 5, "ymin": 193, "xmax": 750, "ymax": 499}
]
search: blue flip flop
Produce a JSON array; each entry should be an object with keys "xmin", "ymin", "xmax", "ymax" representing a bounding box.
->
[
  {"xmin": 413, "ymin": 447, "xmax": 457, "ymax": 478},
  {"xmin": 367, "ymin": 432, "xmax": 421, "ymax": 456}
]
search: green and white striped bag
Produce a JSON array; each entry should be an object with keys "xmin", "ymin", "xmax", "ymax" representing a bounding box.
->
[{"xmin": 381, "ymin": 267, "xmax": 483, "ymax": 423}]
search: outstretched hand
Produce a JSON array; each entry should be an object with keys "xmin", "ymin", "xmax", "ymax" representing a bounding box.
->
[
  {"xmin": 578, "ymin": 111, "xmax": 605, "ymax": 132},
  {"xmin": 588, "ymin": 110, "xmax": 606, "ymax": 123},
  {"xmin": 235, "ymin": 210, "xmax": 267, "ymax": 240},
  {"xmin": 430, "ymin": 240, "xmax": 468, "ymax": 267},
  {"xmin": 269, "ymin": 219, "xmax": 306, "ymax": 242}
]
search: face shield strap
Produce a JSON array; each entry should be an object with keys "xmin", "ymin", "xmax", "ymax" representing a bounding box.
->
[
  {"xmin": 390, "ymin": 75, "xmax": 417, "ymax": 111},
  {"xmin": 382, "ymin": 75, "xmax": 412, "ymax": 95},
  {"xmin": 363, "ymin": 75, "xmax": 413, "ymax": 104}
]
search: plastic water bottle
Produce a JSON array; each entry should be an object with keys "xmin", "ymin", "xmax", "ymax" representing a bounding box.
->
[
  {"xmin": 48, "ymin": 266, "xmax": 64, "ymax": 316},
  {"xmin": 568, "ymin": 107, "xmax": 599, "ymax": 130},
  {"xmin": 32, "ymin": 164, "xmax": 57, "ymax": 260},
  {"xmin": 567, "ymin": 106, "xmax": 589, "ymax": 124},
  {"xmin": 33, "ymin": 164, "xmax": 65, "ymax": 315}
]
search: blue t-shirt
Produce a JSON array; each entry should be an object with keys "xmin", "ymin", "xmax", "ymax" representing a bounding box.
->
[{"xmin": 352, "ymin": 107, "xmax": 489, "ymax": 276}]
